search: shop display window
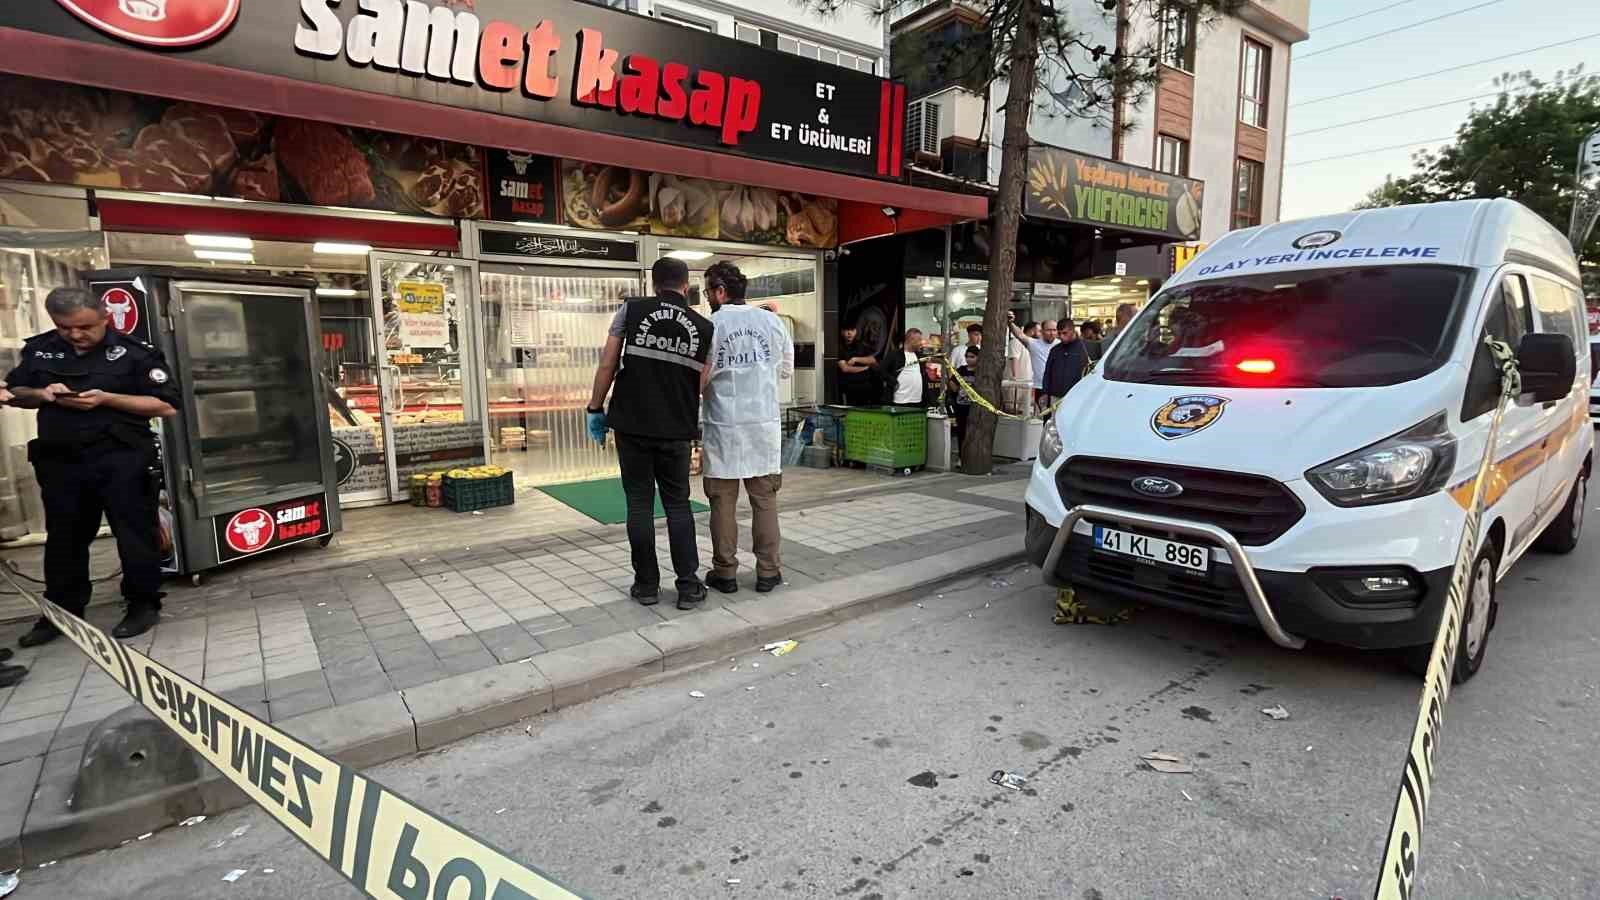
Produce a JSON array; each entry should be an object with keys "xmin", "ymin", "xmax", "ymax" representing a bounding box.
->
[
  {"xmin": 479, "ymin": 266, "xmax": 641, "ymax": 485},
  {"xmin": 0, "ymin": 188, "xmax": 104, "ymax": 538}
]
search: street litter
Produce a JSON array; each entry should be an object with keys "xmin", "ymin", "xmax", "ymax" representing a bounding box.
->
[
  {"xmin": 1141, "ymin": 752, "xmax": 1194, "ymax": 774},
  {"xmin": 915, "ymin": 603, "xmax": 924, "ymax": 608},
  {"xmin": 35, "ymin": 862, "xmax": 55, "ymax": 869},
  {"xmin": 1261, "ymin": 705, "xmax": 1290, "ymax": 720},
  {"xmin": 223, "ymin": 869, "xmax": 247, "ymax": 883},
  {"xmin": 263, "ymin": 869, "xmax": 275, "ymax": 874},
  {"xmin": 689, "ymin": 690, "xmax": 707, "ymax": 699},
  {"xmin": 1181, "ymin": 790, "xmax": 1194, "ymax": 802},
  {"xmin": 751, "ymin": 662, "xmax": 760, "ymax": 668},
  {"xmin": 206, "ymin": 840, "xmax": 227, "ymax": 850},
  {"xmin": 989, "ymin": 770, "xmax": 1027, "ymax": 791},
  {"xmin": 472, "ymin": 511, "xmax": 484, "ymax": 516},
  {"xmin": 818, "ymin": 682, "xmax": 830, "ymax": 688},
  {"xmin": 180, "ymin": 815, "xmax": 207, "ymax": 827},
  {"xmin": 727, "ymin": 878, "xmax": 742, "ymax": 885},
  {"xmin": 137, "ymin": 832, "xmax": 153, "ymax": 841},
  {"xmin": 0, "ymin": 872, "xmax": 17, "ymax": 898},
  {"xmin": 229, "ymin": 825, "xmax": 251, "ymax": 838},
  {"xmin": 765, "ymin": 640, "xmax": 798, "ymax": 656},
  {"xmin": 495, "ymin": 808, "xmax": 507, "ymax": 815},
  {"xmin": 745, "ymin": 686, "xmax": 755, "ymax": 692}
]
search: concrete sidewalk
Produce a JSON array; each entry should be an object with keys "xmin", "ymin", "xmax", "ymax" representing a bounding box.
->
[{"xmin": 0, "ymin": 469, "xmax": 1030, "ymax": 866}]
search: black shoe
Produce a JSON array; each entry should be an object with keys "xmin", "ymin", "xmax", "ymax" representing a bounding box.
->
[
  {"xmin": 0, "ymin": 647, "xmax": 11, "ymax": 663},
  {"xmin": 18, "ymin": 618, "xmax": 60, "ymax": 648},
  {"xmin": 755, "ymin": 573, "xmax": 783, "ymax": 593},
  {"xmin": 0, "ymin": 664, "xmax": 26, "ymax": 688},
  {"xmin": 706, "ymin": 574, "xmax": 739, "ymax": 595},
  {"xmin": 112, "ymin": 606, "xmax": 160, "ymax": 639},
  {"xmin": 630, "ymin": 583, "xmax": 660, "ymax": 606},
  {"xmin": 676, "ymin": 585, "xmax": 707, "ymax": 611}
]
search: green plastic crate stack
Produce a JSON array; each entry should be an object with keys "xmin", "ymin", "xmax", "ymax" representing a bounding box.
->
[{"xmin": 843, "ymin": 406, "xmax": 927, "ymax": 469}]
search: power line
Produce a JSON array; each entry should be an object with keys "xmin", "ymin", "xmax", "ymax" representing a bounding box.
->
[
  {"xmin": 1289, "ymin": 89, "xmax": 1516, "ymax": 137},
  {"xmin": 1288, "ymin": 136, "xmax": 1455, "ymax": 167},
  {"xmin": 1290, "ymin": 32, "xmax": 1600, "ymax": 107},
  {"xmin": 1299, "ymin": 0, "xmax": 1506, "ymax": 60},
  {"xmin": 1315, "ymin": 0, "xmax": 1424, "ymax": 32}
]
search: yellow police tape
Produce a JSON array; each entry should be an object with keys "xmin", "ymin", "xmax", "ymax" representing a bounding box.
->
[
  {"xmin": 942, "ymin": 363, "xmax": 1065, "ymax": 423},
  {"xmin": 0, "ymin": 567, "xmax": 587, "ymax": 900},
  {"xmin": 1373, "ymin": 338, "xmax": 1518, "ymax": 900}
]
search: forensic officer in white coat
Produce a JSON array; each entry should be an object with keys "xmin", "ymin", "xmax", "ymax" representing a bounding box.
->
[{"xmin": 698, "ymin": 262, "xmax": 793, "ymax": 594}]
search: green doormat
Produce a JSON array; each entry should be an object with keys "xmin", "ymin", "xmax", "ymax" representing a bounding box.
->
[{"xmin": 538, "ymin": 478, "xmax": 709, "ymax": 525}]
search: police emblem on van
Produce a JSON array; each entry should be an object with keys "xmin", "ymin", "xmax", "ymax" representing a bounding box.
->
[
  {"xmin": 1292, "ymin": 230, "xmax": 1342, "ymax": 250},
  {"xmin": 1152, "ymin": 395, "xmax": 1228, "ymax": 440}
]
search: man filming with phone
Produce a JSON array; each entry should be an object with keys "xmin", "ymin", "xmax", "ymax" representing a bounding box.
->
[{"xmin": 1, "ymin": 287, "xmax": 178, "ymax": 646}]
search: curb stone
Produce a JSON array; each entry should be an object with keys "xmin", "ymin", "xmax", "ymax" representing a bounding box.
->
[{"xmin": 14, "ymin": 530, "xmax": 1024, "ymax": 864}]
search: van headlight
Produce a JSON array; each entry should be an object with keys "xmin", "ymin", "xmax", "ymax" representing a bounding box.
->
[
  {"xmin": 1306, "ymin": 412, "xmax": 1457, "ymax": 507},
  {"xmin": 1039, "ymin": 414, "xmax": 1065, "ymax": 467}
]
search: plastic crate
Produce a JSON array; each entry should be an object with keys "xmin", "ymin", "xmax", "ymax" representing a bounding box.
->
[
  {"xmin": 844, "ymin": 406, "xmax": 928, "ymax": 470},
  {"xmin": 443, "ymin": 471, "xmax": 515, "ymax": 513}
]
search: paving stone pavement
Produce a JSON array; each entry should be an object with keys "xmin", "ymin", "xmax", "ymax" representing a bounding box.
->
[{"xmin": 0, "ymin": 468, "xmax": 1029, "ymax": 815}]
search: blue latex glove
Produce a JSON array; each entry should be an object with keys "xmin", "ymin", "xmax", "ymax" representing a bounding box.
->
[{"xmin": 587, "ymin": 410, "xmax": 608, "ymax": 444}]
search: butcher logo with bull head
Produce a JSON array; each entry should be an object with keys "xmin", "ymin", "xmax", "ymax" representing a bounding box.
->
[
  {"xmin": 100, "ymin": 288, "xmax": 140, "ymax": 336},
  {"xmin": 506, "ymin": 152, "xmax": 534, "ymax": 176},
  {"xmin": 54, "ymin": 0, "xmax": 240, "ymax": 48},
  {"xmin": 224, "ymin": 507, "xmax": 275, "ymax": 554}
]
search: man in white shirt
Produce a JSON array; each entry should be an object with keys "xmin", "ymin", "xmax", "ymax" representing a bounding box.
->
[
  {"xmin": 698, "ymin": 262, "xmax": 793, "ymax": 594},
  {"xmin": 887, "ymin": 328, "xmax": 927, "ymax": 405},
  {"xmin": 1007, "ymin": 312, "xmax": 1059, "ymax": 405}
]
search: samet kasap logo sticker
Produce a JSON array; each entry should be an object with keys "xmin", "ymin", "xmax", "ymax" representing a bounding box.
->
[
  {"xmin": 54, "ymin": 0, "xmax": 240, "ymax": 48},
  {"xmin": 100, "ymin": 288, "xmax": 139, "ymax": 335},
  {"xmin": 1152, "ymin": 395, "xmax": 1228, "ymax": 440},
  {"xmin": 224, "ymin": 507, "xmax": 275, "ymax": 555}
]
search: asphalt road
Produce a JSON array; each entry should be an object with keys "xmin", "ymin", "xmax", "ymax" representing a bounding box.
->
[{"xmin": 17, "ymin": 519, "xmax": 1600, "ymax": 899}]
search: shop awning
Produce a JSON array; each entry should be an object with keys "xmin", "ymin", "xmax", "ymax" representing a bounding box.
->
[{"xmin": 0, "ymin": 28, "xmax": 989, "ymax": 223}]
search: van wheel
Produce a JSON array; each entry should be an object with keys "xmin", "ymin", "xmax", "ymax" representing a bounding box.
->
[
  {"xmin": 1401, "ymin": 546, "xmax": 1496, "ymax": 685},
  {"xmin": 1534, "ymin": 471, "xmax": 1586, "ymax": 554}
]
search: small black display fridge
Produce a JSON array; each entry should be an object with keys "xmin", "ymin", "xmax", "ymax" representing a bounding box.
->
[{"xmin": 83, "ymin": 268, "xmax": 342, "ymax": 581}]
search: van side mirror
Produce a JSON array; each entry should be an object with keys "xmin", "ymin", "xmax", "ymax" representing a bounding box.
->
[{"xmin": 1516, "ymin": 333, "xmax": 1576, "ymax": 403}]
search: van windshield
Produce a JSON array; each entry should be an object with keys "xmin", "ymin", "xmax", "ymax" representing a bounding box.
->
[{"xmin": 1103, "ymin": 265, "xmax": 1473, "ymax": 388}]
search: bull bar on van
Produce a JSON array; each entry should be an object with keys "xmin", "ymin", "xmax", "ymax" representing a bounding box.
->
[{"xmin": 1040, "ymin": 504, "xmax": 1308, "ymax": 650}]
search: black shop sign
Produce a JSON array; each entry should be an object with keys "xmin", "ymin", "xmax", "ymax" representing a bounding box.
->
[
  {"xmin": 485, "ymin": 150, "xmax": 559, "ymax": 224},
  {"xmin": 213, "ymin": 493, "xmax": 330, "ymax": 563},
  {"xmin": 478, "ymin": 229, "xmax": 639, "ymax": 262},
  {"xmin": 5, "ymin": 0, "xmax": 906, "ymax": 181}
]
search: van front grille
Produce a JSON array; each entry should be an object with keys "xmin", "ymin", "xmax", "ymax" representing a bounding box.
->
[{"xmin": 1056, "ymin": 456, "xmax": 1305, "ymax": 546}]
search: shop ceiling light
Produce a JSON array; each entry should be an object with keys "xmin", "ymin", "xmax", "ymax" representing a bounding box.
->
[
  {"xmin": 194, "ymin": 250, "xmax": 254, "ymax": 262},
  {"xmin": 185, "ymin": 234, "xmax": 252, "ymax": 250},
  {"xmin": 317, "ymin": 288, "xmax": 358, "ymax": 297},
  {"xmin": 665, "ymin": 250, "xmax": 712, "ymax": 261},
  {"xmin": 314, "ymin": 242, "xmax": 372, "ymax": 255}
]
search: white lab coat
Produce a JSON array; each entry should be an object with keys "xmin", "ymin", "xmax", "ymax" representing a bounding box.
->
[{"xmin": 701, "ymin": 303, "xmax": 794, "ymax": 479}]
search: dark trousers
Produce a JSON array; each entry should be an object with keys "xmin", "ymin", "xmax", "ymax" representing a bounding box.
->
[
  {"xmin": 614, "ymin": 433, "xmax": 700, "ymax": 592},
  {"xmin": 35, "ymin": 445, "xmax": 164, "ymax": 617}
]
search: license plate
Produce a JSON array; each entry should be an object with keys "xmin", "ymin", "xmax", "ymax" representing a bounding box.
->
[{"xmin": 1092, "ymin": 525, "xmax": 1210, "ymax": 574}]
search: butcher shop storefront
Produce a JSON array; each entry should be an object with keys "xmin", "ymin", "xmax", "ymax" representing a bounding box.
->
[{"xmin": 0, "ymin": 0, "xmax": 983, "ymax": 541}]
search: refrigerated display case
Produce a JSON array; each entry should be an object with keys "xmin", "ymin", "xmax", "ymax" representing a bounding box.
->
[{"xmin": 83, "ymin": 268, "xmax": 341, "ymax": 579}]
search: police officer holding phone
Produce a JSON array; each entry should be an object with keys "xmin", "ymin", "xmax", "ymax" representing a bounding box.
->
[{"xmin": 1, "ymin": 287, "xmax": 178, "ymax": 646}]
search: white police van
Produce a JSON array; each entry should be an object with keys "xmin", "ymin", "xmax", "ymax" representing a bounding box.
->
[{"xmin": 1024, "ymin": 200, "xmax": 1591, "ymax": 682}]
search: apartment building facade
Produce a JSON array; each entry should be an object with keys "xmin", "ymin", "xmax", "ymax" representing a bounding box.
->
[{"xmin": 894, "ymin": 0, "xmax": 1309, "ymax": 244}]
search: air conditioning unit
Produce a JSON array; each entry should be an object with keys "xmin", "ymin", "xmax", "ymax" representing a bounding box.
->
[{"xmin": 904, "ymin": 98, "xmax": 941, "ymax": 158}]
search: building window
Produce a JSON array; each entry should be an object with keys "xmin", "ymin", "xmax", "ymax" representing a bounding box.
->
[
  {"xmin": 1240, "ymin": 38, "xmax": 1270, "ymax": 128},
  {"xmin": 658, "ymin": 10, "xmax": 715, "ymax": 32},
  {"xmin": 1234, "ymin": 159, "xmax": 1264, "ymax": 229},
  {"xmin": 1159, "ymin": 3, "xmax": 1196, "ymax": 72},
  {"xmin": 739, "ymin": 21, "xmax": 878, "ymax": 73},
  {"xmin": 1157, "ymin": 135, "xmax": 1189, "ymax": 176}
]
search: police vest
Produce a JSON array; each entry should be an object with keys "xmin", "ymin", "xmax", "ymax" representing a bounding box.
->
[{"xmin": 609, "ymin": 295, "xmax": 712, "ymax": 441}]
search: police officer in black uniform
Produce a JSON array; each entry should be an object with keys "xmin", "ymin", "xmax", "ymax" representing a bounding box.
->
[
  {"xmin": 585, "ymin": 257, "xmax": 713, "ymax": 610},
  {"xmin": 1, "ymin": 287, "xmax": 178, "ymax": 646}
]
